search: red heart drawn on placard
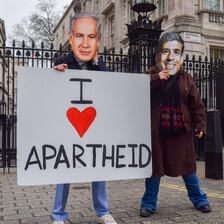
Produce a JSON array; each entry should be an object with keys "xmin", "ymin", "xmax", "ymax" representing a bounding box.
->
[{"xmin": 66, "ymin": 107, "xmax": 97, "ymax": 138}]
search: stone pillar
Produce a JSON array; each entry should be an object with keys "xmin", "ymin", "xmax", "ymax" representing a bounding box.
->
[
  {"xmin": 85, "ymin": 0, "xmax": 92, "ymax": 11},
  {"xmin": 205, "ymin": 109, "xmax": 223, "ymax": 180},
  {"xmin": 114, "ymin": 1, "xmax": 123, "ymax": 51}
]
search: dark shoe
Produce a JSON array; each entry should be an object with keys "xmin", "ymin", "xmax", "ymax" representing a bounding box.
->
[
  {"xmin": 139, "ymin": 208, "xmax": 154, "ymax": 217},
  {"xmin": 198, "ymin": 204, "xmax": 211, "ymax": 213}
]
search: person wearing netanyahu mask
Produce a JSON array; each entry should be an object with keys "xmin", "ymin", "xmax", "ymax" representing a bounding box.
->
[
  {"xmin": 139, "ymin": 32, "xmax": 211, "ymax": 218},
  {"xmin": 52, "ymin": 12, "xmax": 117, "ymax": 224}
]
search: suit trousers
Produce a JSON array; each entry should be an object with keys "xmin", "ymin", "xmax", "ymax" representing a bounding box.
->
[{"xmin": 52, "ymin": 182, "xmax": 109, "ymax": 221}]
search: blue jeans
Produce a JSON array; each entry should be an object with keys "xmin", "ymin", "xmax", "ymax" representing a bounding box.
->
[
  {"xmin": 52, "ymin": 182, "xmax": 109, "ymax": 221},
  {"xmin": 141, "ymin": 173, "xmax": 209, "ymax": 212}
]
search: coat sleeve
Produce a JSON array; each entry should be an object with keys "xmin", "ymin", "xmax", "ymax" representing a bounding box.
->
[
  {"xmin": 54, "ymin": 55, "xmax": 67, "ymax": 66},
  {"xmin": 187, "ymin": 75, "xmax": 206, "ymax": 134},
  {"xmin": 145, "ymin": 68, "xmax": 164, "ymax": 94},
  {"xmin": 96, "ymin": 57, "xmax": 108, "ymax": 71},
  {"xmin": 150, "ymin": 73, "xmax": 164, "ymax": 93}
]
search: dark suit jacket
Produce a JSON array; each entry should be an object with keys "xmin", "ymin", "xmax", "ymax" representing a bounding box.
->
[{"xmin": 54, "ymin": 51, "xmax": 108, "ymax": 71}]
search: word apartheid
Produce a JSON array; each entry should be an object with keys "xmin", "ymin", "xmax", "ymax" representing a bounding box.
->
[{"xmin": 24, "ymin": 143, "xmax": 151, "ymax": 170}]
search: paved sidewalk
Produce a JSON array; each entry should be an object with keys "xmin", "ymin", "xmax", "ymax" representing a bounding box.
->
[{"xmin": 0, "ymin": 161, "xmax": 224, "ymax": 224}]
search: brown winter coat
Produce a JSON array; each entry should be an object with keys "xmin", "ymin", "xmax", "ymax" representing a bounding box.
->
[{"xmin": 146, "ymin": 66, "xmax": 206, "ymax": 177}]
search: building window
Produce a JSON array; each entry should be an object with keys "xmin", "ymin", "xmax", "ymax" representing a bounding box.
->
[
  {"xmin": 210, "ymin": 48, "xmax": 224, "ymax": 60},
  {"xmin": 204, "ymin": 0, "xmax": 220, "ymax": 11},
  {"xmin": 83, "ymin": 2, "xmax": 86, "ymax": 11},
  {"xmin": 158, "ymin": 0, "xmax": 165, "ymax": 16},
  {"xmin": 129, "ymin": 2, "xmax": 135, "ymax": 22},
  {"xmin": 110, "ymin": 17, "xmax": 115, "ymax": 48},
  {"xmin": 95, "ymin": 0, "xmax": 99, "ymax": 13}
]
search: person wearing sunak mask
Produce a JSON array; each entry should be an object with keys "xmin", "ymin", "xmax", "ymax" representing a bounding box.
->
[{"xmin": 139, "ymin": 32, "xmax": 211, "ymax": 218}]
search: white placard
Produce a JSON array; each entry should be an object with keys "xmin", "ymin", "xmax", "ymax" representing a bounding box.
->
[
  {"xmin": 184, "ymin": 32, "xmax": 201, "ymax": 43},
  {"xmin": 17, "ymin": 67, "xmax": 151, "ymax": 186}
]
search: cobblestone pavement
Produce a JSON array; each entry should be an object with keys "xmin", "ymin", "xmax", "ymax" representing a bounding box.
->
[{"xmin": 0, "ymin": 161, "xmax": 224, "ymax": 224}]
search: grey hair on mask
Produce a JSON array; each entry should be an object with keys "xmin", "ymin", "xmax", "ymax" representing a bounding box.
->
[{"xmin": 70, "ymin": 12, "xmax": 101, "ymax": 38}]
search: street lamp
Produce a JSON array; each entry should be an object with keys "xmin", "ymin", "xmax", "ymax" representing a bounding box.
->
[
  {"xmin": 131, "ymin": 0, "xmax": 156, "ymax": 18},
  {"xmin": 127, "ymin": 0, "xmax": 162, "ymax": 73}
]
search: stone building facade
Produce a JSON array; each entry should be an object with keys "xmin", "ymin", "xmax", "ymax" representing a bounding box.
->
[
  {"xmin": 0, "ymin": 19, "xmax": 7, "ymax": 113},
  {"xmin": 53, "ymin": 0, "xmax": 224, "ymax": 59},
  {"xmin": 152, "ymin": 0, "xmax": 224, "ymax": 59},
  {"xmin": 0, "ymin": 19, "xmax": 6, "ymax": 47},
  {"xmin": 0, "ymin": 19, "xmax": 16, "ymax": 115}
]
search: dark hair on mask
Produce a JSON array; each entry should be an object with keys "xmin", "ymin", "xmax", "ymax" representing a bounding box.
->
[{"xmin": 157, "ymin": 32, "xmax": 184, "ymax": 54}]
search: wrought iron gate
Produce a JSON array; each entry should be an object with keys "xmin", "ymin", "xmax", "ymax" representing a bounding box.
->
[{"xmin": 1, "ymin": 41, "xmax": 224, "ymax": 172}]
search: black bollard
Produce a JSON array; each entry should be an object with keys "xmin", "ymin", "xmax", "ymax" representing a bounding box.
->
[{"xmin": 205, "ymin": 109, "xmax": 223, "ymax": 180}]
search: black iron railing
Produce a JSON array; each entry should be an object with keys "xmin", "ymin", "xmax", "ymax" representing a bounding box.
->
[{"xmin": 1, "ymin": 41, "xmax": 224, "ymax": 171}]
